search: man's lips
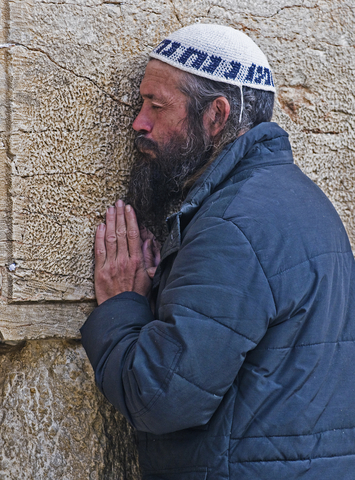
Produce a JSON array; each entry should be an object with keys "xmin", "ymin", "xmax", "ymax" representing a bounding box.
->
[{"xmin": 135, "ymin": 136, "xmax": 159, "ymax": 157}]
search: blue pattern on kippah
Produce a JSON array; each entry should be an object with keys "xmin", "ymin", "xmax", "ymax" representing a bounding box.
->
[
  {"xmin": 152, "ymin": 39, "xmax": 274, "ymax": 88},
  {"xmin": 224, "ymin": 60, "xmax": 242, "ymax": 80},
  {"xmin": 201, "ymin": 55, "xmax": 222, "ymax": 74},
  {"xmin": 245, "ymin": 64, "xmax": 256, "ymax": 83},
  {"xmin": 155, "ymin": 39, "xmax": 171, "ymax": 54},
  {"xmin": 160, "ymin": 41, "xmax": 181, "ymax": 58},
  {"xmin": 254, "ymin": 65, "xmax": 273, "ymax": 86},
  {"xmin": 179, "ymin": 47, "xmax": 208, "ymax": 69}
]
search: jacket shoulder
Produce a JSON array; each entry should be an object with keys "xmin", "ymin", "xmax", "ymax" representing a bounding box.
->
[{"xmin": 209, "ymin": 162, "xmax": 353, "ymax": 278}]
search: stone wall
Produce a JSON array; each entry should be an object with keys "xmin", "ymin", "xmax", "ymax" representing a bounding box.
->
[
  {"xmin": 0, "ymin": 0, "xmax": 354, "ymax": 478},
  {"xmin": 0, "ymin": 340, "xmax": 140, "ymax": 480}
]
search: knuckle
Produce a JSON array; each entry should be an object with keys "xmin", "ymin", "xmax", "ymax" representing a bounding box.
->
[
  {"xmin": 106, "ymin": 234, "xmax": 117, "ymax": 243},
  {"xmin": 95, "ymin": 271, "xmax": 108, "ymax": 284},
  {"xmin": 127, "ymin": 228, "xmax": 139, "ymax": 240},
  {"xmin": 116, "ymin": 228, "xmax": 127, "ymax": 238}
]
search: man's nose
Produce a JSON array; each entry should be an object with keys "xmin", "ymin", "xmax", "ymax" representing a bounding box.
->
[{"xmin": 132, "ymin": 107, "xmax": 152, "ymax": 133}]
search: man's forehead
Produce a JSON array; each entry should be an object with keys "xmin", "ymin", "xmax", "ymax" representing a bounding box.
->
[{"xmin": 140, "ymin": 59, "xmax": 185, "ymax": 93}]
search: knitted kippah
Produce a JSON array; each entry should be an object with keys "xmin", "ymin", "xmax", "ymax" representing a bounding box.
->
[{"xmin": 150, "ymin": 24, "xmax": 275, "ymax": 92}]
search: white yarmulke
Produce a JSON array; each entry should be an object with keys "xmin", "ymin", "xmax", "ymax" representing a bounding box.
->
[{"xmin": 150, "ymin": 24, "xmax": 275, "ymax": 92}]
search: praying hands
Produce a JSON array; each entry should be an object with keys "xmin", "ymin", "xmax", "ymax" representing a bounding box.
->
[{"xmin": 94, "ymin": 200, "xmax": 160, "ymax": 305}]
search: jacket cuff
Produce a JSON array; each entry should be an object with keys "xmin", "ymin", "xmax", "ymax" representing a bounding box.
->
[{"xmin": 80, "ymin": 291, "xmax": 154, "ymax": 371}]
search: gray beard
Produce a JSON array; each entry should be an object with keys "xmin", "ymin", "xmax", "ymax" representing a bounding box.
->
[{"xmin": 125, "ymin": 127, "xmax": 213, "ymax": 242}]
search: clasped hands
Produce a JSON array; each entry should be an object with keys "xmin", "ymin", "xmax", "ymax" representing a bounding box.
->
[{"xmin": 94, "ymin": 200, "xmax": 160, "ymax": 305}]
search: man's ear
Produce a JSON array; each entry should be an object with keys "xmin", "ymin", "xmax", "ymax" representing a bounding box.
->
[{"xmin": 203, "ymin": 96, "xmax": 231, "ymax": 139}]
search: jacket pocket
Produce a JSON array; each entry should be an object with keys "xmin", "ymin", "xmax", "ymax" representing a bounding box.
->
[{"xmin": 143, "ymin": 467, "xmax": 207, "ymax": 480}]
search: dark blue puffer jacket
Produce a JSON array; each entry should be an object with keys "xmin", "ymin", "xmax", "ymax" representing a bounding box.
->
[{"xmin": 81, "ymin": 123, "xmax": 355, "ymax": 479}]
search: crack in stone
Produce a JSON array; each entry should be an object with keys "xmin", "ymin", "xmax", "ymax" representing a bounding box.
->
[
  {"xmin": 1, "ymin": 0, "xmax": 15, "ymax": 298},
  {"xmin": 38, "ymin": 1, "xmax": 101, "ymax": 7},
  {"xmin": 252, "ymin": 3, "xmax": 320, "ymax": 19},
  {"xmin": 302, "ymin": 128, "xmax": 340, "ymax": 135},
  {"xmin": 15, "ymin": 265, "xmax": 90, "ymax": 281},
  {"xmin": 22, "ymin": 209, "xmax": 66, "ymax": 226},
  {"xmin": 331, "ymin": 109, "xmax": 355, "ymax": 116},
  {"xmin": 17, "ymin": 169, "xmax": 103, "ymax": 178},
  {"xmin": 262, "ymin": 34, "xmax": 355, "ymax": 49},
  {"xmin": 12, "ymin": 43, "xmax": 132, "ymax": 107},
  {"xmin": 168, "ymin": 0, "xmax": 183, "ymax": 27},
  {"xmin": 34, "ymin": 1, "xmax": 152, "ymax": 9}
]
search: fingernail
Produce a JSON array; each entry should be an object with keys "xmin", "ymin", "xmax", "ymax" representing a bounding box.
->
[
  {"xmin": 98, "ymin": 223, "xmax": 105, "ymax": 230},
  {"xmin": 117, "ymin": 199, "xmax": 124, "ymax": 207},
  {"xmin": 125, "ymin": 205, "xmax": 131, "ymax": 212},
  {"xmin": 107, "ymin": 206, "xmax": 115, "ymax": 213}
]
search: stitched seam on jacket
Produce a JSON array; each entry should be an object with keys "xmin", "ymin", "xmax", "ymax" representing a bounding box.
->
[
  {"xmin": 235, "ymin": 160, "xmax": 293, "ymax": 175},
  {"xmin": 219, "ymin": 217, "xmax": 277, "ymax": 313},
  {"xmin": 257, "ymin": 338, "xmax": 355, "ymax": 351},
  {"xmin": 186, "ymin": 128, "xmax": 288, "ymax": 207},
  {"xmin": 162, "ymin": 302, "xmax": 258, "ymax": 344},
  {"xmin": 231, "ymin": 425, "xmax": 355, "ymax": 441},
  {"xmin": 267, "ymin": 250, "xmax": 353, "ymax": 278},
  {"xmin": 99, "ymin": 301, "xmax": 154, "ymax": 391},
  {"xmin": 173, "ymin": 371, "xmax": 223, "ymax": 397},
  {"xmin": 139, "ymin": 434, "xmax": 230, "ymax": 442},
  {"xmin": 106, "ymin": 293, "xmax": 150, "ymax": 307},
  {"xmin": 131, "ymin": 329, "xmax": 182, "ymax": 417},
  {"xmin": 229, "ymin": 385, "xmax": 239, "ymax": 479},
  {"xmin": 143, "ymin": 466, "xmax": 208, "ymax": 475},
  {"xmin": 108, "ymin": 326, "xmax": 182, "ymax": 419},
  {"xmin": 230, "ymin": 452, "xmax": 355, "ymax": 464}
]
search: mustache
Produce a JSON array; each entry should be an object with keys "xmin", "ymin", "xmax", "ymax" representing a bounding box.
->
[{"xmin": 134, "ymin": 134, "xmax": 159, "ymax": 156}]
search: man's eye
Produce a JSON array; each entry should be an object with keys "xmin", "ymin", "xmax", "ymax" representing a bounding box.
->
[{"xmin": 152, "ymin": 105, "xmax": 162, "ymax": 110}]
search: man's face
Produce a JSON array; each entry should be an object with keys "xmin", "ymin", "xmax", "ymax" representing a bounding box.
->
[
  {"xmin": 132, "ymin": 59, "xmax": 189, "ymax": 155},
  {"xmin": 127, "ymin": 60, "xmax": 214, "ymax": 240}
]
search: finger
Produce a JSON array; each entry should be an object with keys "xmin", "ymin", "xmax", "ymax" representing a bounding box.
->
[
  {"xmin": 125, "ymin": 205, "xmax": 143, "ymax": 260},
  {"xmin": 115, "ymin": 199, "xmax": 128, "ymax": 255},
  {"xmin": 142, "ymin": 238, "xmax": 154, "ymax": 269},
  {"xmin": 95, "ymin": 223, "xmax": 107, "ymax": 269},
  {"xmin": 105, "ymin": 206, "xmax": 117, "ymax": 260},
  {"xmin": 146, "ymin": 266, "xmax": 157, "ymax": 279},
  {"xmin": 140, "ymin": 226, "xmax": 154, "ymax": 243},
  {"xmin": 140, "ymin": 226, "xmax": 148, "ymax": 243},
  {"xmin": 152, "ymin": 238, "xmax": 161, "ymax": 267},
  {"xmin": 142, "ymin": 240, "xmax": 157, "ymax": 278}
]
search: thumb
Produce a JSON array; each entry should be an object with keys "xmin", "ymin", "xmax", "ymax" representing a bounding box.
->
[
  {"xmin": 142, "ymin": 238, "xmax": 155, "ymax": 269},
  {"xmin": 146, "ymin": 266, "xmax": 157, "ymax": 279}
]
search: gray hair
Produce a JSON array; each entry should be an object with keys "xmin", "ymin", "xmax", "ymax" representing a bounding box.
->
[{"xmin": 179, "ymin": 72, "xmax": 275, "ymax": 159}]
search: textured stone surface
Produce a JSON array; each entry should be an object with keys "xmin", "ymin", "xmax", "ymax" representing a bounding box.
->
[
  {"xmin": 0, "ymin": 1, "xmax": 353, "ymax": 478},
  {"xmin": 0, "ymin": 0, "xmax": 354, "ymax": 339},
  {"xmin": 0, "ymin": 340, "xmax": 140, "ymax": 480}
]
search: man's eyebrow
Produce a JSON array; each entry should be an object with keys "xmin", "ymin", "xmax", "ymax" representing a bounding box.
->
[
  {"xmin": 141, "ymin": 93, "xmax": 155, "ymax": 100},
  {"xmin": 141, "ymin": 93, "xmax": 168, "ymax": 103}
]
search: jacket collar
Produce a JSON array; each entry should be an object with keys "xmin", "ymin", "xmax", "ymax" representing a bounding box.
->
[{"xmin": 160, "ymin": 122, "xmax": 293, "ymax": 263}]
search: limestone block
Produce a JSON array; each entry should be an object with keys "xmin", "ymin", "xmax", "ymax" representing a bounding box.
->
[
  {"xmin": 0, "ymin": 0, "xmax": 353, "ymax": 340},
  {"xmin": 0, "ymin": 339, "xmax": 140, "ymax": 480}
]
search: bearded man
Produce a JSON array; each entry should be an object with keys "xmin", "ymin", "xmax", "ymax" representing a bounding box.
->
[{"xmin": 81, "ymin": 24, "xmax": 355, "ymax": 479}]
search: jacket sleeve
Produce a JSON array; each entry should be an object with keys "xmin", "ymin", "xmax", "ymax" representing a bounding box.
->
[{"xmin": 80, "ymin": 215, "xmax": 276, "ymax": 435}]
